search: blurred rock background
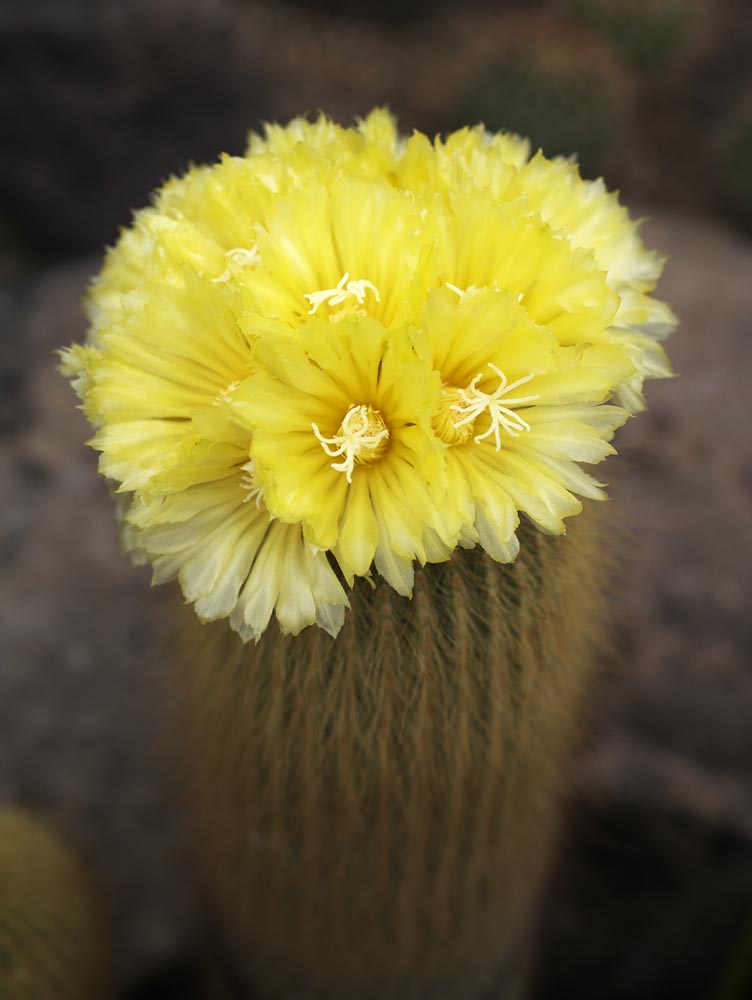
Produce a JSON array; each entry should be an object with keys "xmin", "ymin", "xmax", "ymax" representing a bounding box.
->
[{"xmin": 0, "ymin": 1, "xmax": 750, "ymax": 998}]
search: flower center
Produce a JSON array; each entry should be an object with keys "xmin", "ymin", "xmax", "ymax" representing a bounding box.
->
[
  {"xmin": 305, "ymin": 272, "xmax": 381, "ymax": 321},
  {"xmin": 433, "ymin": 386, "xmax": 475, "ymax": 446},
  {"xmin": 312, "ymin": 404, "xmax": 389, "ymax": 483},
  {"xmin": 445, "ymin": 365, "xmax": 538, "ymax": 450}
]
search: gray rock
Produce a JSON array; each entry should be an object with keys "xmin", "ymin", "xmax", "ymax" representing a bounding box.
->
[
  {"xmin": 0, "ymin": 259, "xmax": 196, "ymax": 984},
  {"xmin": 537, "ymin": 211, "xmax": 752, "ymax": 1000}
]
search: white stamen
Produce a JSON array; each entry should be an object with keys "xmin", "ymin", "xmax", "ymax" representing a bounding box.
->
[
  {"xmin": 215, "ymin": 380, "xmax": 240, "ymax": 405},
  {"xmin": 240, "ymin": 459, "xmax": 265, "ymax": 508},
  {"xmin": 312, "ymin": 404, "xmax": 389, "ymax": 484},
  {"xmin": 212, "ymin": 244, "xmax": 262, "ymax": 283},
  {"xmin": 451, "ymin": 364, "xmax": 539, "ymax": 450},
  {"xmin": 445, "ymin": 282, "xmax": 482, "ymax": 299},
  {"xmin": 227, "ymin": 245, "xmax": 262, "ymax": 267},
  {"xmin": 305, "ymin": 273, "xmax": 381, "ymax": 316}
]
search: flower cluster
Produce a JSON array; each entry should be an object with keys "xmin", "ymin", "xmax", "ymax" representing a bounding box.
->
[{"xmin": 62, "ymin": 109, "xmax": 676, "ymax": 640}]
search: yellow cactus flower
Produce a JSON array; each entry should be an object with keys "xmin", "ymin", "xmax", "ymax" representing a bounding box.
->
[
  {"xmin": 126, "ymin": 414, "xmax": 350, "ymax": 642},
  {"xmin": 62, "ymin": 108, "xmax": 676, "ymax": 640},
  {"xmin": 416, "ymin": 285, "xmax": 632, "ymax": 560},
  {"xmin": 231, "ymin": 317, "xmax": 450, "ymax": 596}
]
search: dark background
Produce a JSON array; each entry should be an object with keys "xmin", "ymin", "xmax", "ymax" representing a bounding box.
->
[{"xmin": 1, "ymin": 1, "xmax": 751, "ymax": 998}]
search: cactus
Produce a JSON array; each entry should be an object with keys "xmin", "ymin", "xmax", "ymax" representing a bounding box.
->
[
  {"xmin": 175, "ymin": 514, "xmax": 606, "ymax": 999},
  {"xmin": 0, "ymin": 809, "xmax": 111, "ymax": 1000}
]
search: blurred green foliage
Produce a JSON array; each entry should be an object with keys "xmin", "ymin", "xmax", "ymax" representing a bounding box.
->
[
  {"xmin": 457, "ymin": 49, "xmax": 618, "ymax": 178},
  {"xmin": 717, "ymin": 99, "xmax": 752, "ymax": 225},
  {"xmin": 710, "ymin": 912, "xmax": 752, "ymax": 1000},
  {"xmin": 569, "ymin": 0, "xmax": 688, "ymax": 77}
]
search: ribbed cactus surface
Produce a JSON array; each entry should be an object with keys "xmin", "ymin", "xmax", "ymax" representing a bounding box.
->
[
  {"xmin": 0, "ymin": 809, "xmax": 110, "ymax": 1000},
  {"xmin": 176, "ymin": 517, "xmax": 605, "ymax": 999}
]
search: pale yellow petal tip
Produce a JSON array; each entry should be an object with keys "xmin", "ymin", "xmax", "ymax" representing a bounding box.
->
[{"xmin": 60, "ymin": 108, "xmax": 677, "ymax": 641}]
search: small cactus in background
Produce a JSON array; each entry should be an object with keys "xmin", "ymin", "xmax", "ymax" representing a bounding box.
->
[{"xmin": 0, "ymin": 809, "xmax": 111, "ymax": 1000}]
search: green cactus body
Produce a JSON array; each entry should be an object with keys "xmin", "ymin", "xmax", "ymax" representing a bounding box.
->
[
  {"xmin": 0, "ymin": 810, "xmax": 110, "ymax": 1000},
  {"xmin": 176, "ymin": 516, "xmax": 606, "ymax": 999}
]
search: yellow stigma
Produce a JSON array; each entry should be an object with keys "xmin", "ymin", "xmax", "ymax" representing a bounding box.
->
[
  {"xmin": 433, "ymin": 386, "xmax": 475, "ymax": 446},
  {"xmin": 451, "ymin": 365, "xmax": 538, "ymax": 451},
  {"xmin": 312, "ymin": 404, "xmax": 389, "ymax": 483},
  {"xmin": 305, "ymin": 272, "xmax": 381, "ymax": 320}
]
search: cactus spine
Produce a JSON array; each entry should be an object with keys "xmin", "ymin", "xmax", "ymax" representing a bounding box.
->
[
  {"xmin": 176, "ymin": 516, "xmax": 605, "ymax": 999},
  {"xmin": 0, "ymin": 809, "xmax": 110, "ymax": 1000}
]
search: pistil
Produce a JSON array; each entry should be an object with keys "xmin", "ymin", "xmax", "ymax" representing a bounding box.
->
[{"xmin": 312, "ymin": 404, "xmax": 389, "ymax": 483}]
